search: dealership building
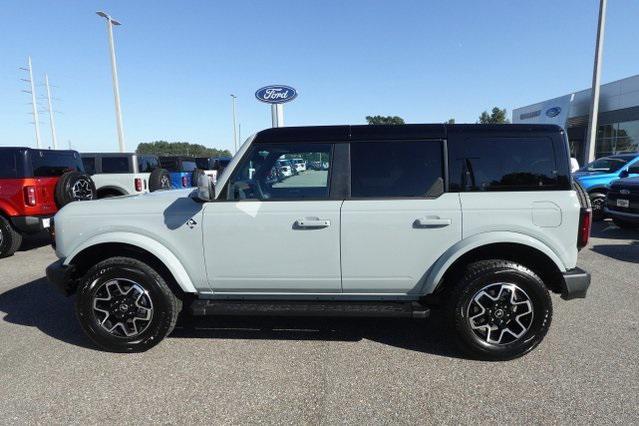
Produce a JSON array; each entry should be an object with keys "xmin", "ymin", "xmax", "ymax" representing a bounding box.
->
[{"xmin": 513, "ymin": 74, "xmax": 639, "ymax": 164}]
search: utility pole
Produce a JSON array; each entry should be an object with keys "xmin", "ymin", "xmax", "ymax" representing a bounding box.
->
[
  {"xmin": 231, "ymin": 94, "xmax": 238, "ymax": 153},
  {"xmin": 44, "ymin": 74, "xmax": 58, "ymax": 149},
  {"xmin": 20, "ymin": 57, "xmax": 42, "ymax": 148},
  {"xmin": 238, "ymin": 123, "xmax": 242, "ymax": 145},
  {"xmin": 97, "ymin": 11, "xmax": 126, "ymax": 152},
  {"xmin": 584, "ymin": 0, "xmax": 608, "ymax": 163}
]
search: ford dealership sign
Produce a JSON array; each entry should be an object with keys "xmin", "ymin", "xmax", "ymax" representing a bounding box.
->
[{"xmin": 255, "ymin": 85, "xmax": 298, "ymax": 104}]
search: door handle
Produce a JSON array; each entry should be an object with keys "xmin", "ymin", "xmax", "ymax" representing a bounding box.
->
[
  {"xmin": 414, "ymin": 217, "xmax": 452, "ymax": 228},
  {"xmin": 294, "ymin": 218, "xmax": 331, "ymax": 229}
]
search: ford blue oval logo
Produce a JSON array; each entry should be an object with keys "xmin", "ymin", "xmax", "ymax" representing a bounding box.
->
[
  {"xmin": 255, "ymin": 85, "xmax": 298, "ymax": 104},
  {"xmin": 546, "ymin": 107, "xmax": 561, "ymax": 118}
]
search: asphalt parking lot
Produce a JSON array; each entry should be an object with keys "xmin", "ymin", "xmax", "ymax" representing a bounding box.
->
[{"xmin": 0, "ymin": 222, "xmax": 637, "ymax": 424}]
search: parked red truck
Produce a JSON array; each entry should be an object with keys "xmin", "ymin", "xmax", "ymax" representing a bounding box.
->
[{"xmin": 0, "ymin": 148, "xmax": 96, "ymax": 257}]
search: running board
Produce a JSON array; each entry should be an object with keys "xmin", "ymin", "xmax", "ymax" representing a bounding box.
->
[{"xmin": 190, "ymin": 300, "xmax": 430, "ymax": 319}]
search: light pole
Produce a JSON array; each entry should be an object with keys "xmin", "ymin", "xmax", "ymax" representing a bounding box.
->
[
  {"xmin": 584, "ymin": 0, "xmax": 607, "ymax": 163},
  {"xmin": 96, "ymin": 11, "xmax": 126, "ymax": 152},
  {"xmin": 44, "ymin": 74, "xmax": 58, "ymax": 149},
  {"xmin": 231, "ymin": 94, "xmax": 238, "ymax": 154}
]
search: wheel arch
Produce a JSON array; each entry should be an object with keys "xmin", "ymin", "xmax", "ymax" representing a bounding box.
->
[
  {"xmin": 422, "ymin": 233, "xmax": 566, "ymax": 298},
  {"xmin": 65, "ymin": 235, "xmax": 197, "ymax": 296},
  {"xmin": 96, "ymin": 186, "xmax": 128, "ymax": 198}
]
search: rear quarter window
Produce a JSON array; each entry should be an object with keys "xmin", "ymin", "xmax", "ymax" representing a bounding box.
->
[
  {"xmin": 138, "ymin": 156, "xmax": 159, "ymax": 173},
  {"xmin": 31, "ymin": 151, "xmax": 84, "ymax": 177},
  {"xmin": 101, "ymin": 156, "xmax": 131, "ymax": 173},
  {"xmin": 448, "ymin": 137, "xmax": 563, "ymax": 191},
  {"xmin": 0, "ymin": 152, "xmax": 18, "ymax": 178}
]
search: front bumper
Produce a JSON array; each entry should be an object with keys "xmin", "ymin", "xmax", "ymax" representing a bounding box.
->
[
  {"xmin": 10, "ymin": 215, "xmax": 53, "ymax": 234},
  {"xmin": 46, "ymin": 259, "xmax": 76, "ymax": 296},
  {"xmin": 560, "ymin": 267, "xmax": 591, "ymax": 300},
  {"xmin": 604, "ymin": 207, "xmax": 639, "ymax": 224}
]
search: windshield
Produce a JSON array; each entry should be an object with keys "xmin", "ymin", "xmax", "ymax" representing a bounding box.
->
[{"xmin": 578, "ymin": 157, "xmax": 629, "ymax": 173}]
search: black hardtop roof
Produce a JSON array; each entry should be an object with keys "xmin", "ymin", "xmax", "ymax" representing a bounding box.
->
[
  {"xmin": 81, "ymin": 152, "xmax": 139, "ymax": 157},
  {"xmin": 0, "ymin": 147, "xmax": 80, "ymax": 154},
  {"xmin": 253, "ymin": 124, "xmax": 564, "ymax": 143}
]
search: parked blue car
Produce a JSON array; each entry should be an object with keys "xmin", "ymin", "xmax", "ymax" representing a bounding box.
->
[
  {"xmin": 158, "ymin": 156, "xmax": 198, "ymax": 189},
  {"xmin": 573, "ymin": 153, "xmax": 639, "ymax": 219}
]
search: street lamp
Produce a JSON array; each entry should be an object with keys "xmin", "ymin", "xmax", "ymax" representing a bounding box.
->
[
  {"xmin": 231, "ymin": 94, "xmax": 238, "ymax": 154},
  {"xmin": 96, "ymin": 11, "xmax": 126, "ymax": 153}
]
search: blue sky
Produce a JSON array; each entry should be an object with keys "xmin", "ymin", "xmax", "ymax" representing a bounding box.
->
[{"xmin": 1, "ymin": 0, "xmax": 638, "ymax": 153}]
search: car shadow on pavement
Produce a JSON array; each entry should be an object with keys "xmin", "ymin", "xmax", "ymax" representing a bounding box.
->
[
  {"xmin": 590, "ymin": 221, "xmax": 639, "ymax": 240},
  {"xmin": 171, "ymin": 312, "xmax": 466, "ymax": 359},
  {"xmin": 591, "ymin": 241, "xmax": 639, "ymax": 264},
  {"xmin": 0, "ymin": 278, "xmax": 465, "ymax": 358},
  {"xmin": 18, "ymin": 232, "xmax": 52, "ymax": 252},
  {"xmin": 0, "ymin": 277, "xmax": 95, "ymax": 349}
]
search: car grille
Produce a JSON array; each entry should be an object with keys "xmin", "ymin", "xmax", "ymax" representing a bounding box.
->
[{"xmin": 607, "ymin": 186, "xmax": 639, "ymax": 214}]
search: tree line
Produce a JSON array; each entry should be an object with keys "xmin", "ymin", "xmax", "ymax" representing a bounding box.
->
[
  {"xmin": 366, "ymin": 107, "xmax": 510, "ymax": 125},
  {"xmin": 136, "ymin": 141, "xmax": 231, "ymax": 158}
]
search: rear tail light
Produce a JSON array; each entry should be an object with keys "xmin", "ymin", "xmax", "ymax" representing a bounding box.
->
[
  {"xmin": 577, "ymin": 208, "xmax": 592, "ymax": 249},
  {"xmin": 135, "ymin": 178, "xmax": 143, "ymax": 192},
  {"xmin": 182, "ymin": 176, "xmax": 188, "ymax": 187},
  {"xmin": 24, "ymin": 186, "xmax": 37, "ymax": 206}
]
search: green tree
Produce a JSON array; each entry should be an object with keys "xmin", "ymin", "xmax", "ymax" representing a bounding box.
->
[
  {"xmin": 136, "ymin": 141, "xmax": 231, "ymax": 158},
  {"xmin": 365, "ymin": 115, "xmax": 405, "ymax": 125},
  {"xmin": 478, "ymin": 107, "xmax": 510, "ymax": 124},
  {"xmin": 446, "ymin": 118, "xmax": 456, "ymax": 124}
]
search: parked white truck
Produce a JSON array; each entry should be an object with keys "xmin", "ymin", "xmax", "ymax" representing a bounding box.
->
[{"xmin": 47, "ymin": 124, "xmax": 592, "ymax": 360}]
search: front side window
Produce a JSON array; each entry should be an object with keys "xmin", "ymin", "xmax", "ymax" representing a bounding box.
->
[
  {"xmin": 101, "ymin": 156, "xmax": 130, "ymax": 173},
  {"xmin": 227, "ymin": 143, "xmax": 332, "ymax": 200},
  {"xmin": 449, "ymin": 137, "xmax": 559, "ymax": 191},
  {"xmin": 350, "ymin": 141, "xmax": 444, "ymax": 198}
]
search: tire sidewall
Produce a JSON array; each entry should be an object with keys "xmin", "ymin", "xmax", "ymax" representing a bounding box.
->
[
  {"xmin": 55, "ymin": 171, "xmax": 96, "ymax": 207},
  {"xmin": 454, "ymin": 268, "xmax": 552, "ymax": 360},
  {"xmin": 76, "ymin": 262, "xmax": 174, "ymax": 352},
  {"xmin": 148, "ymin": 168, "xmax": 171, "ymax": 192},
  {"xmin": 0, "ymin": 216, "xmax": 19, "ymax": 258}
]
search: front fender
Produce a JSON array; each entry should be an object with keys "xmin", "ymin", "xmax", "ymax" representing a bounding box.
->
[
  {"xmin": 64, "ymin": 231, "xmax": 197, "ymax": 293},
  {"xmin": 419, "ymin": 231, "xmax": 566, "ymax": 295}
]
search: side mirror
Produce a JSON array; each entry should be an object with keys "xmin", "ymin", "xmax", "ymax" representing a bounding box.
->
[{"xmin": 196, "ymin": 173, "xmax": 214, "ymax": 201}]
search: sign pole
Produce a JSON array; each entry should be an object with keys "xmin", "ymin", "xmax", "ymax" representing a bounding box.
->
[{"xmin": 584, "ymin": 0, "xmax": 607, "ymax": 163}]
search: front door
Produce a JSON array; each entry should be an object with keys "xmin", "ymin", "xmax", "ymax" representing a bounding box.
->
[{"xmin": 203, "ymin": 142, "xmax": 341, "ymax": 293}]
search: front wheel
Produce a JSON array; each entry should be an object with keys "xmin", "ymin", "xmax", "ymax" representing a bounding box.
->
[
  {"xmin": 446, "ymin": 260, "xmax": 552, "ymax": 361},
  {"xmin": 75, "ymin": 257, "xmax": 181, "ymax": 352}
]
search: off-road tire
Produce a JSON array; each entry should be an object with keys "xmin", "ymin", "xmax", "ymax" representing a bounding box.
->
[
  {"xmin": 54, "ymin": 171, "xmax": 96, "ymax": 208},
  {"xmin": 148, "ymin": 168, "xmax": 171, "ymax": 192},
  {"xmin": 446, "ymin": 259, "xmax": 552, "ymax": 361},
  {"xmin": 589, "ymin": 192, "xmax": 606, "ymax": 221},
  {"xmin": 0, "ymin": 216, "xmax": 22, "ymax": 258},
  {"xmin": 76, "ymin": 257, "xmax": 182, "ymax": 352}
]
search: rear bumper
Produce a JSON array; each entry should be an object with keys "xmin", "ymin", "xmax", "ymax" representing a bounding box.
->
[
  {"xmin": 46, "ymin": 259, "xmax": 76, "ymax": 296},
  {"xmin": 560, "ymin": 267, "xmax": 591, "ymax": 300},
  {"xmin": 10, "ymin": 215, "xmax": 53, "ymax": 234},
  {"xmin": 604, "ymin": 207, "xmax": 639, "ymax": 223}
]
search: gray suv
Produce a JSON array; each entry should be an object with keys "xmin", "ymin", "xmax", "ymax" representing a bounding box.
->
[{"xmin": 47, "ymin": 124, "xmax": 591, "ymax": 360}]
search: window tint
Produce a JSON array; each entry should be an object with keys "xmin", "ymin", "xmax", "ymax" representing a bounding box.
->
[
  {"xmin": 449, "ymin": 137, "xmax": 559, "ymax": 191},
  {"xmin": 228, "ymin": 143, "xmax": 332, "ymax": 200},
  {"xmin": 182, "ymin": 160, "xmax": 197, "ymax": 172},
  {"xmin": 31, "ymin": 151, "xmax": 84, "ymax": 177},
  {"xmin": 101, "ymin": 156, "xmax": 130, "ymax": 173},
  {"xmin": 138, "ymin": 155, "xmax": 159, "ymax": 172},
  {"xmin": 0, "ymin": 151, "xmax": 18, "ymax": 179},
  {"xmin": 82, "ymin": 157, "xmax": 96, "ymax": 175},
  {"xmin": 350, "ymin": 141, "xmax": 444, "ymax": 198},
  {"xmin": 195, "ymin": 158, "xmax": 210, "ymax": 169}
]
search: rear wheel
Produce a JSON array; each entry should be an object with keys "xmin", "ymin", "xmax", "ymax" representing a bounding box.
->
[
  {"xmin": 76, "ymin": 257, "xmax": 181, "ymax": 352},
  {"xmin": 589, "ymin": 192, "xmax": 606, "ymax": 221},
  {"xmin": 0, "ymin": 216, "xmax": 22, "ymax": 258},
  {"xmin": 446, "ymin": 260, "xmax": 552, "ymax": 361}
]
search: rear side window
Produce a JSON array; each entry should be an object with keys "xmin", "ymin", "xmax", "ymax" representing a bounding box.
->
[
  {"xmin": 449, "ymin": 137, "xmax": 560, "ymax": 191},
  {"xmin": 350, "ymin": 141, "xmax": 444, "ymax": 198},
  {"xmin": 0, "ymin": 152, "xmax": 18, "ymax": 178},
  {"xmin": 82, "ymin": 157, "xmax": 96, "ymax": 175},
  {"xmin": 102, "ymin": 156, "xmax": 130, "ymax": 173},
  {"xmin": 138, "ymin": 156, "xmax": 159, "ymax": 172},
  {"xmin": 31, "ymin": 151, "xmax": 84, "ymax": 177}
]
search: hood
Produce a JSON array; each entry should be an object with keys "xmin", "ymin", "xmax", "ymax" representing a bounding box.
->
[{"xmin": 56, "ymin": 188, "xmax": 197, "ymax": 217}]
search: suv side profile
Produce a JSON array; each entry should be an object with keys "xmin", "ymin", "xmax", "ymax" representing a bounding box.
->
[
  {"xmin": 0, "ymin": 148, "xmax": 95, "ymax": 257},
  {"xmin": 81, "ymin": 153, "xmax": 170, "ymax": 198},
  {"xmin": 47, "ymin": 124, "xmax": 591, "ymax": 360}
]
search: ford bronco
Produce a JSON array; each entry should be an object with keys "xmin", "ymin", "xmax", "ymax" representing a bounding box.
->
[{"xmin": 46, "ymin": 124, "xmax": 591, "ymax": 360}]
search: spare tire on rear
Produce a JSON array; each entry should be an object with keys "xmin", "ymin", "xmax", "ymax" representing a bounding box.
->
[
  {"xmin": 55, "ymin": 171, "xmax": 97, "ymax": 208},
  {"xmin": 149, "ymin": 168, "xmax": 171, "ymax": 192}
]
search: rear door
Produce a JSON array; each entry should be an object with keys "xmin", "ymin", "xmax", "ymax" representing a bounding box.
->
[{"xmin": 340, "ymin": 139, "xmax": 462, "ymax": 294}]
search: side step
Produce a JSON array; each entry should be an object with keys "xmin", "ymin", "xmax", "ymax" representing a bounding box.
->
[{"xmin": 190, "ymin": 300, "xmax": 430, "ymax": 319}]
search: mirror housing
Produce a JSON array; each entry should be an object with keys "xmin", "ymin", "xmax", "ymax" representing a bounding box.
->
[{"xmin": 196, "ymin": 173, "xmax": 214, "ymax": 201}]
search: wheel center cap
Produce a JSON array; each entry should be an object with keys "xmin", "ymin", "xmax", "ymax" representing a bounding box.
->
[
  {"xmin": 494, "ymin": 309, "xmax": 504, "ymax": 318},
  {"xmin": 119, "ymin": 304, "xmax": 129, "ymax": 312}
]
